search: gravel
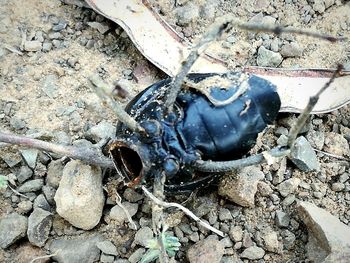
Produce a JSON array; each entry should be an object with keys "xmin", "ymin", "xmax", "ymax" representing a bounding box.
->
[
  {"xmin": 0, "ymin": 213, "xmax": 28, "ymax": 249},
  {"xmin": 27, "ymin": 208, "xmax": 52, "ymax": 247},
  {"xmin": 256, "ymin": 46, "xmax": 283, "ymax": 67}
]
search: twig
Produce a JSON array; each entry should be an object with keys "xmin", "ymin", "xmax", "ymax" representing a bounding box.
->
[
  {"xmin": 142, "ymin": 186, "xmax": 225, "ymax": 237},
  {"xmin": 8, "ymin": 185, "xmax": 29, "ymax": 199},
  {"xmin": 0, "ymin": 131, "xmax": 114, "ymax": 168},
  {"xmin": 29, "ymin": 250, "xmax": 61, "ymax": 263},
  {"xmin": 164, "ymin": 16, "xmax": 234, "ymax": 110},
  {"xmin": 151, "ymin": 173, "xmax": 168, "ymax": 263},
  {"xmin": 236, "ymin": 22, "xmax": 346, "ymax": 42},
  {"xmin": 163, "ymin": 15, "xmax": 344, "ymax": 111},
  {"xmin": 287, "ymin": 65, "xmax": 343, "ymax": 148},
  {"xmin": 115, "ymin": 192, "xmax": 137, "ymax": 230},
  {"xmin": 194, "ymin": 147, "xmax": 289, "ymax": 173},
  {"xmin": 88, "ymin": 74, "xmax": 144, "ymax": 133},
  {"xmin": 314, "ymin": 148, "xmax": 350, "ymax": 162}
]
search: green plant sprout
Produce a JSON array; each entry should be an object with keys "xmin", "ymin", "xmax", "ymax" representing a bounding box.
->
[
  {"xmin": 0, "ymin": 175, "xmax": 8, "ymax": 189},
  {"xmin": 140, "ymin": 231, "xmax": 181, "ymax": 263}
]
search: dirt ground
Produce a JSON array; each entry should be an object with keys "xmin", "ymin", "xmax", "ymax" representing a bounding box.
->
[{"xmin": 0, "ymin": 0, "xmax": 350, "ymax": 262}]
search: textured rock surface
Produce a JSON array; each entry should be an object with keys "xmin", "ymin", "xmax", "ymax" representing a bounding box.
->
[
  {"xmin": 0, "ymin": 213, "xmax": 28, "ymax": 248},
  {"xmin": 50, "ymin": 235, "xmax": 104, "ymax": 263},
  {"xmin": 298, "ymin": 202, "xmax": 350, "ymax": 263},
  {"xmin": 27, "ymin": 208, "xmax": 52, "ymax": 247},
  {"xmin": 54, "ymin": 160, "xmax": 104, "ymax": 230},
  {"xmin": 219, "ymin": 166, "xmax": 264, "ymax": 207},
  {"xmin": 187, "ymin": 236, "xmax": 225, "ymax": 263}
]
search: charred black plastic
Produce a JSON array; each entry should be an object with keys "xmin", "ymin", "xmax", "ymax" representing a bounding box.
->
[{"xmin": 110, "ymin": 72, "xmax": 281, "ymax": 192}]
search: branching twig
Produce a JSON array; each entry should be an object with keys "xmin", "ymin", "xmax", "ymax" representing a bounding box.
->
[
  {"xmin": 287, "ymin": 65, "xmax": 343, "ymax": 148},
  {"xmin": 0, "ymin": 132, "xmax": 114, "ymax": 168},
  {"xmin": 89, "ymin": 74, "xmax": 144, "ymax": 133},
  {"xmin": 164, "ymin": 16, "xmax": 234, "ymax": 110},
  {"xmin": 164, "ymin": 15, "xmax": 344, "ymax": 111},
  {"xmin": 142, "ymin": 186, "xmax": 225, "ymax": 237},
  {"xmin": 194, "ymin": 147, "xmax": 290, "ymax": 172}
]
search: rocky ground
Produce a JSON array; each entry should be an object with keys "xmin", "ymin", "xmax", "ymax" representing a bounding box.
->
[{"xmin": 0, "ymin": 0, "xmax": 350, "ymax": 263}]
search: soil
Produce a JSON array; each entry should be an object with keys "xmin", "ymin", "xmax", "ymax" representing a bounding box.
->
[{"xmin": 0, "ymin": 0, "xmax": 349, "ymax": 262}]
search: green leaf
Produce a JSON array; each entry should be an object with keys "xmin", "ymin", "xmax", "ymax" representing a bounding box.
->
[
  {"xmin": 0, "ymin": 175, "xmax": 8, "ymax": 189},
  {"xmin": 140, "ymin": 249, "xmax": 160, "ymax": 263}
]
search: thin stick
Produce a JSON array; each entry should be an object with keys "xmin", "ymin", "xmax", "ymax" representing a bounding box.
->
[
  {"xmin": 142, "ymin": 186, "xmax": 225, "ymax": 237},
  {"xmin": 164, "ymin": 15, "xmax": 344, "ymax": 111},
  {"xmin": 89, "ymin": 74, "xmax": 144, "ymax": 133},
  {"xmin": 287, "ymin": 65, "xmax": 343, "ymax": 148},
  {"xmin": 0, "ymin": 132, "xmax": 114, "ymax": 168},
  {"xmin": 164, "ymin": 16, "xmax": 234, "ymax": 110},
  {"xmin": 314, "ymin": 148, "xmax": 350, "ymax": 162},
  {"xmin": 115, "ymin": 192, "xmax": 137, "ymax": 230},
  {"xmin": 29, "ymin": 250, "xmax": 61, "ymax": 263},
  {"xmin": 151, "ymin": 173, "xmax": 168, "ymax": 263},
  {"xmin": 194, "ymin": 147, "xmax": 289, "ymax": 173},
  {"xmin": 8, "ymin": 185, "xmax": 29, "ymax": 199},
  {"xmin": 237, "ymin": 22, "xmax": 346, "ymax": 42}
]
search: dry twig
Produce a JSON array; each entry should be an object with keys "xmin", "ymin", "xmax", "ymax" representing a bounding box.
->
[
  {"xmin": 142, "ymin": 186, "xmax": 225, "ymax": 237},
  {"xmin": 89, "ymin": 74, "xmax": 144, "ymax": 133},
  {"xmin": 0, "ymin": 132, "xmax": 113, "ymax": 168}
]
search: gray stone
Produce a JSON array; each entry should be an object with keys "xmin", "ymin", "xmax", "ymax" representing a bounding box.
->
[
  {"xmin": 0, "ymin": 213, "xmax": 28, "ymax": 248},
  {"xmin": 52, "ymin": 21, "xmax": 67, "ymax": 32},
  {"xmin": 298, "ymin": 201, "xmax": 350, "ymax": 262},
  {"xmin": 306, "ymin": 130, "xmax": 325, "ymax": 150},
  {"xmin": 110, "ymin": 202, "xmax": 138, "ymax": 223},
  {"xmin": 41, "ymin": 74, "xmax": 59, "ymax": 99},
  {"xmin": 50, "ymin": 235, "xmax": 104, "ymax": 263},
  {"xmin": 17, "ymin": 179, "xmax": 44, "ymax": 193},
  {"xmin": 257, "ymin": 46, "xmax": 282, "ymax": 67},
  {"xmin": 175, "ymin": 2, "xmax": 200, "ymax": 26},
  {"xmin": 219, "ymin": 166, "xmax": 264, "ymax": 207},
  {"xmin": 10, "ymin": 116, "xmax": 26, "ymax": 130},
  {"xmin": 123, "ymin": 188, "xmax": 144, "ymax": 202},
  {"xmin": 219, "ymin": 208, "xmax": 232, "ymax": 221},
  {"xmin": 278, "ymin": 178, "xmax": 301, "ymax": 197},
  {"xmin": 280, "ymin": 42, "xmax": 303, "ymax": 57},
  {"xmin": 27, "ymin": 208, "xmax": 52, "ymax": 247},
  {"xmin": 187, "ymin": 237, "xmax": 225, "ymax": 263},
  {"xmin": 290, "ymin": 136, "xmax": 320, "ymax": 171},
  {"xmin": 331, "ymin": 182, "xmax": 345, "ymax": 192},
  {"xmin": 48, "ymin": 32, "xmax": 62, "ymax": 39},
  {"xmin": 42, "ymin": 42, "xmax": 52, "ymax": 52},
  {"xmin": 96, "ymin": 240, "xmax": 118, "ymax": 256},
  {"xmin": 240, "ymin": 246, "xmax": 265, "ymax": 260},
  {"xmin": 17, "ymin": 200, "xmax": 33, "ymax": 214},
  {"xmin": 134, "ymin": 227, "xmax": 153, "ymax": 247},
  {"xmin": 54, "ymin": 160, "xmax": 104, "ymax": 230},
  {"xmin": 33, "ymin": 194, "xmax": 51, "ymax": 211},
  {"xmin": 46, "ymin": 159, "xmax": 64, "ymax": 188},
  {"xmin": 282, "ymin": 230, "xmax": 296, "ymax": 250},
  {"xmin": 19, "ymin": 149, "xmax": 38, "ymax": 169},
  {"xmin": 193, "ymin": 197, "xmax": 217, "ymax": 217},
  {"xmin": 129, "ymin": 248, "xmax": 145, "ymax": 263},
  {"xmin": 260, "ymin": 228, "xmax": 281, "ymax": 253},
  {"xmin": 324, "ymin": 132, "xmax": 350, "ymax": 157},
  {"xmin": 229, "ymin": 225, "xmax": 243, "ymax": 242},
  {"xmin": 42, "ymin": 185, "xmax": 56, "ymax": 204},
  {"xmin": 313, "ymin": 0, "xmax": 325, "ymax": 13},
  {"xmin": 100, "ymin": 253, "xmax": 114, "ymax": 263},
  {"xmin": 275, "ymin": 210, "xmax": 290, "ymax": 227},
  {"xmin": 87, "ymin": 22, "xmax": 110, "ymax": 34},
  {"xmin": 24, "ymin": 41, "xmax": 42, "ymax": 52},
  {"xmin": 87, "ymin": 121, "xmax": 116, "ymax": 142},
  {"xmin": 17, "ymin": 165, "xmax": 33, "ymax": 183}
]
